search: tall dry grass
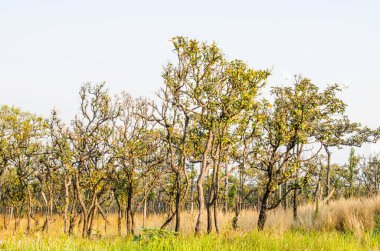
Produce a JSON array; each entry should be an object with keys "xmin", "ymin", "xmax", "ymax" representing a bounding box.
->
[{"xmin": 1, "ymin": 196, "xmax": 380, "ymax": 239}]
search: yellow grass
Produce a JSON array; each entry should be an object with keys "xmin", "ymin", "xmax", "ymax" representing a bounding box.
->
[{"xmin": 1, "ymin": 196, "xmax": 380, "ymax": 239}]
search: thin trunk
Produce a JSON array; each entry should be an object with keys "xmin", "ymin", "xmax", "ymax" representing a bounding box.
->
[
  {"xmin": 143, "ymin": 198, "xmax": 147, "ymax": 228},
  {"xmin": 63, "ymin": 176, "xmax": 71, "ymax": 234},
  {"xmin": 223, "ymin": 164, "xmax": 228, "ymax": 214},
  {"xmin": 14, "ymin": 207, "xmax": 19, "ymax": 232},
  {"xmin": 131, "ymin": 211, "xmax": 135, "ymax": 235},
  {"xmin": 68, "ymin": 180, "xmax": 77, "ymax": 236},
  {"xmin": 213, "ymin": 157, "xmax": 221, "ymax": 233},
  {"xmin": 87, "ymin": 198, "xmax": 97, "ymax": 237},
  {"xmin": 283, "ymin": 181, "xmax": 288, "ymax": 210},
  {"xmin": 26, "ymin": 186, "xmax": 32, "ymax": 234},
  {"xmin": 126, "ymin": 183, "xmax": 133, "ymax": 235},
  {"xmin": 292, "ymin": 188, "xmax": 298, "ymax": 222},
  {"xmin": 114, "ymin": 191, "xmax": 122, "ymax": 236},
  {"xmin": 324, "ymin": 145, "xmax": 331, "ymax": 200},
  {"xmin": 175, "ymin": 172, "xmax": 181, "ymax": 232},
  {"xmin": 232, "ymin": 203, "xmax": 239, "ymax": 230},
  {"xmin": 75, "ymin": 176, "xmax": 88, "ymax": 238},
  {"xmin": 195, "ymin": 172, "xmax": 205, "ymax": 234},
  {"xmin": 3, "ymin": 207, "xmax": 7, "ymax": 230},
  {"xmin": 190, "ymin": 164, "xmax": 195, "ymax": 214},
  {"xmin": 41, "ymin": 190, "xmax": 49, "ymax": 232},
  {"xmin": 213, "ymin": 199, "xmax": 219, "ymax": 233}
]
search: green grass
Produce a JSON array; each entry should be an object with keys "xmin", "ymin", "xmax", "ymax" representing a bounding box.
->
[{"xmin": 2, "ymin": 230, "xmax": 380, "ymax": 251}]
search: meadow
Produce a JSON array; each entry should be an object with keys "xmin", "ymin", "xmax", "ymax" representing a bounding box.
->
[{"xmin": 1, "ymin": 197, "xmax": 380, "ymax": 250}]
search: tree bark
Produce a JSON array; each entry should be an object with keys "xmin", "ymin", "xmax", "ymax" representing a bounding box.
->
[
  {"xmin": 257, "ymin": 187, "xmax": 270, "ymax": 230},
  {"xmin": 292, "ymin": 188, "xmax": 298, "ymax": 222},
  {"xmin": 26, "ymin": 186, "xmax": 32, "ymax": 234},
  {"xmin": 223, "ymin": 164, "xmax": 228, "ymax": 214},
  {"xmin": 126, "ymin": 183, "xmax": 134, "ymax": 235},
  {"xmin": 114, "ymin": 191, "xmax": 122, "ymax": 236},
  {"xmin": 190, "ymin": 164, "xmax": 195, "ymax": 214},
  {"xmin": 175, "ymin": 172, "xmax": 181, "ymax": 232},
  {"xmin": 63, "ymin": 176, "xmax": 71, "ymax": 234},
  {"xmin": 324, "ymin": 145, "xmax": 332, "ymax": 200},
  {"xmin": 195, "ymin": 131, "xmax": 213, "ymax": 234}
]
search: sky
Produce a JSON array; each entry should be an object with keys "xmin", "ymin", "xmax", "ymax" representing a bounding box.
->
[{"xmin": 1, "ymin": 0, "xmax": 380, "ymax": 162}]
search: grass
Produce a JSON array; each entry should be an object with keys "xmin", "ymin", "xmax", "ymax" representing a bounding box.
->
[
  {"xmin": 2, "ymin": 196, "xmax": 380, "ymax": 250},
  {"xmin": 2, "ymin": 230, "xmax": 380, "ymax": 250}
]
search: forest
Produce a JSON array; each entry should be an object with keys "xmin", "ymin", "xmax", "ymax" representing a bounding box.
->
[{"xmin": 1, "ymin": 37, "xmax": 380, "ymax": 250}]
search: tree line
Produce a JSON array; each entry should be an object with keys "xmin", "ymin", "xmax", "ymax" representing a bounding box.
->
[{"xmin": 0, "ymin": 37, "xmax": 379, "ymax": 237}]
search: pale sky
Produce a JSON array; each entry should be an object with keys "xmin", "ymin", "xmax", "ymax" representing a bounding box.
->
[{"xmin": 1, "ymin": 0, "xmax": 380, "ymax": 162}]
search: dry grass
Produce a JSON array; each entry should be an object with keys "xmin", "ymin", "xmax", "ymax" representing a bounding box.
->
[{"xmin": 1, "ymin": 196, "xmax": 380, "ymax": 239}]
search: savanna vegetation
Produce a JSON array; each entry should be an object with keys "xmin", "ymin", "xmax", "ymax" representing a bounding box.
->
[{"xmin": 1, "ymin": 37, "xmax": 380, "ymax": 250}]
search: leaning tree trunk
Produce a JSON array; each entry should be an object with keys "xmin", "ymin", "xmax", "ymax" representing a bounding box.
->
[
  {"xmin": 41, "ymin": 190, "xmax": 50, "ymax": 233},
  {"xmin": 63, "ymin": 176, "xmax": 71, "ymax": 234},
  {"xmin": 75, "ymin": 177, "xmax": 88, "ymax": 238},
  {"xmin": 257, "ymin": 186, "xmax": 270, "ymax": 231}
]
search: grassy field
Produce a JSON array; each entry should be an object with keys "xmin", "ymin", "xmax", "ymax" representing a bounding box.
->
[
  {"xmin": 2, "ymin": 230, "xmax": 380, "ymax": 251},
  {"xmin": 2, "ymin": 197, "xmax": 380, "ymax": 250}
]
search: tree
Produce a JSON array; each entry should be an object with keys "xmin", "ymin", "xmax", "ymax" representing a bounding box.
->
[
  {"xmin": 69, "ymin": 83, "xmax": 121, "ymax": 237},
  {"xmin": 253, "ymin": 78, "xmax": 349, "ymax": 230},
  {"xmin": 111, "ymin": 94, "xmax": 164, "ymax": 235}
]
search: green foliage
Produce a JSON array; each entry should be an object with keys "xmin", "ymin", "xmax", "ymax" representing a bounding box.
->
[
  {"xmin": 134, "ymin": 228, "xmax": 178, "ymax": 243},
  {"xmin": 0, "ymin": 36, "xmax": 379, "ymax": 238}
]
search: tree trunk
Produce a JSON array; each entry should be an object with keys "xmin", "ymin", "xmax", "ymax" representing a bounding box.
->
[
  {"xmin": 126, "ymin": 184, "xmax": 133, "ymax": 235},
  {"xmin": 213, "ymin": 161, "xmax": 221, "ymax": 233},
  {"xmin": 292, "ymin": 188, "xmax": 298, "ymax": 222},
  {"xmin": 175, "ymin": 172, "xmax": 181, "ymax": 232},
  {"xmin": 131, "ymin": 211, "xmax": 135, "ymax": 235},
  {"xmin": 283, "ymin": 181, "xmax": 288, "ymax": 210},
  {"xmin": 206, "ymin": 202, "xmax": 212, "ymax": 233},
  {"xmin": 143, "ymin": 197, "xmax": 147, "ymax": 228},
  {"xmin": 26, "ymin": 186, "xmax": 32, "ymax": 234},
  {"xmin": 223, "ymin": 165, "xmax": 228, "ymax": 214},
  {"xmin": 324, "ymin": 145, "xmax": 332, "ymax": 200},
  {"xmin": 75, "ymin": 176, "xmax": 88, "ymax": 238},
  {"xmin": 114, "ymin": 191, "xmax": 122, "ymax": 236},
  {"xmin": 87, "ymin": 199, "xmax": 97, "ymax": 237},
  {"xmin": 213, "ymin": 199, "xmax": 219, "ymax": 233},
  {"xmin": 195, "ymin": 173, "xmax": 205, "ymax": 234},
  {"xmin": 195, "ymin": 132, "xmax": 213, "ymax": 234},
  {"xmin": 63, "ymin": 176, "xmax": 71, "ymax": 234},
  {"xmin": 14, "ymin": 207, "xmax": 19, "ymax": 232},
  {"xmin": 41, "ymin": 190, "xmax": 49, "ymax": 232},
  {"xmin": 3, "ymin": 207, "xmax": 7, "ymax": 230},
  {"xmin": 68, "ymin": 181, "xmax": 77, "ymax": 236},
  {"xmin": 190, "ymin": 164, "xmax": 195, "ymax": 214},
  {"xmin": 257, "ymin": 188, "xmax": 270, "ymax": 230}
]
